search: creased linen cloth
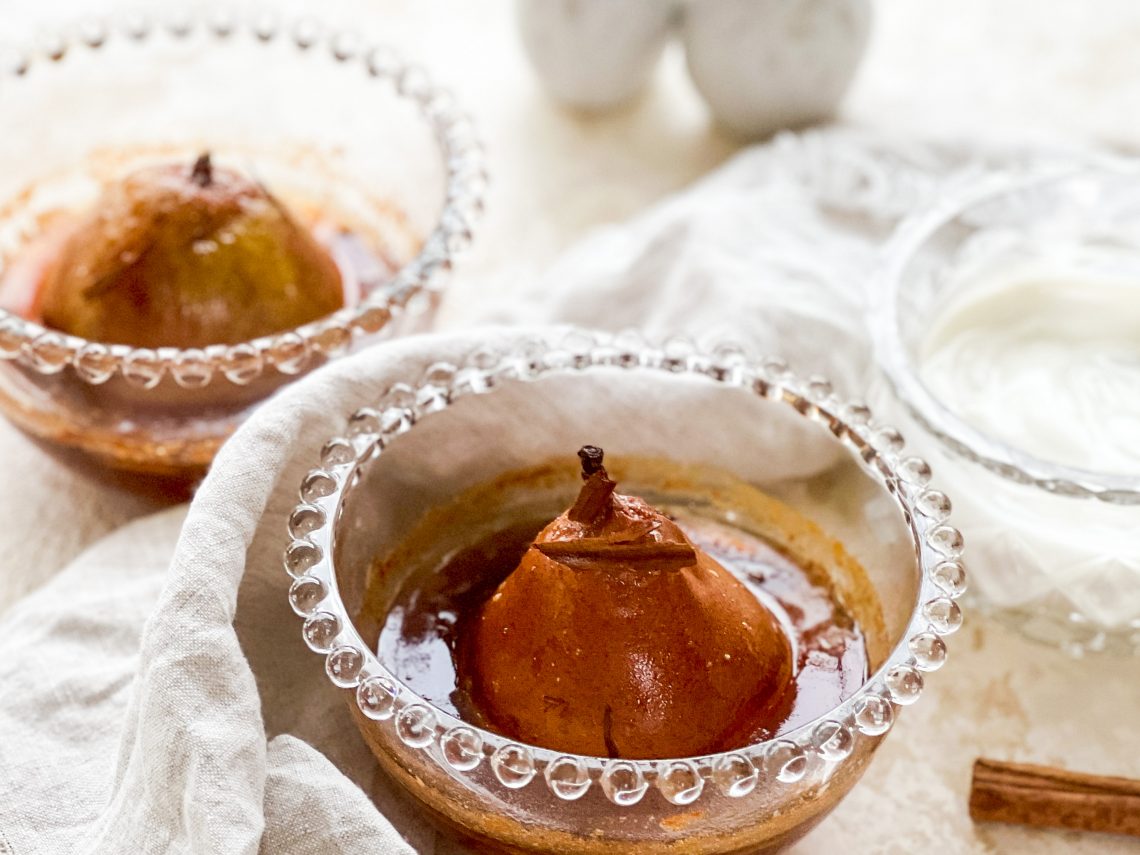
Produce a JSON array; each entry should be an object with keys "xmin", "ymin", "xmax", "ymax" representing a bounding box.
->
[{"xmin": 0, "ymin": 130, "xmax": 1012, "ymax": 854}]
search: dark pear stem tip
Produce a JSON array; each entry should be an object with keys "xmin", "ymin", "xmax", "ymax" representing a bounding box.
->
[
  {"xmin": 578, "ymin": 445, "xmax": 606, "ymax": 480},
  {"xmin": 569, "ymin": 446, "xmax": 616, "ymax": 524},
  {"xmin": 191, "ymin": 152, "xmax": 213, "ymax": 187}
]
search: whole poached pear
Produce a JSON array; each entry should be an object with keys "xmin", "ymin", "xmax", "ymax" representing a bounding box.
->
[
  {"xmin": 38, "ymin": 153, "xmax": 344, "ymax": 348},
  {"xmin": 462, "ymin": 447, "xmax": 797, "ymax": 760}
]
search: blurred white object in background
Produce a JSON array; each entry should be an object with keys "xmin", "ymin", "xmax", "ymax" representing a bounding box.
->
[
  {"xmin": 516, "ymin": 0, "xmax": 677, "ymax": 110},
  {"xmin": 682, "ymin": 0, "xmax": 871, "ymax": 138}
]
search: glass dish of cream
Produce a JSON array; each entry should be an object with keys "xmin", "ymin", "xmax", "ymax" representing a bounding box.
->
[{"xmin": 873, "ymin": 164, "xmax": 1140, "ymax": 654}]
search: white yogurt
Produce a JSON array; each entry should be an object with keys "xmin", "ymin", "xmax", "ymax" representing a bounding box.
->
[{"xmin": 921, "ymin": 272, "xmax": 1140, "ymax": 476}]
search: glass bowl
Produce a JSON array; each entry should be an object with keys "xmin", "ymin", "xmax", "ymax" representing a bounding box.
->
[
  {"xmin": 284, "ymin": 330, "xmax": 965, "ymax": 854},
  {"xmin": 872, "ymin": 163, "xmax": 1140, "ymax": 654},
  {"xmin": 0, "ymin": 12, "xmax": 484, "ymax": 497}
]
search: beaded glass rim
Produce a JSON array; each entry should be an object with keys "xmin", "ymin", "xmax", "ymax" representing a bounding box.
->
[
  {"xmin": 873, "ymin": 161, "xmax": 1140, "ymax": 504},
  {"xmin": 283, "ymin": 330, "xmax": 966, "ymax": 808},
  {"xmin": 0, "ymin": 10, "xmax": 485, "ymax": 389}
]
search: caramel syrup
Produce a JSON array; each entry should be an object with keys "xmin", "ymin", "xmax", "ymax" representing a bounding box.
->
[{"xmin": 377, "ymin": 511, "xmax": 868, "ymax": 744}]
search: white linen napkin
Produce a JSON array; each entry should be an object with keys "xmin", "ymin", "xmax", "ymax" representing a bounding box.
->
[{"xmin": 2, "ymin": 130, "xmax": 1135, "ymax": 855}]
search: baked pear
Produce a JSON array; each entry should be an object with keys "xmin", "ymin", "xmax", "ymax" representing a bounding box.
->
[
  {"xmin": 462, "ymin": 446, "xmax": 797, "ymax": 759},
  {"xmin": 39, "ymin": 153, "xmax": 344, "ymax": 348}
]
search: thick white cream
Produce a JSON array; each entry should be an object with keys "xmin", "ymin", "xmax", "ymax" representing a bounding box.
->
[{"xmin": 920, "ymin": 272, "xmax": 1140, "ymax": 476}]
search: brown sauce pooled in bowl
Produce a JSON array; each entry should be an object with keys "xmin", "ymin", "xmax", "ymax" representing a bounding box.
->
[{"xmin": 374, "ymin": 455, "xmax": 868, "ymax": 758}]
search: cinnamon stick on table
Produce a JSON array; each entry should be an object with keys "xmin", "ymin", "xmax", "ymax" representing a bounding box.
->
[{"xmin": 969, "ymin": 758, "xmax": 1140, "ymax": 838}]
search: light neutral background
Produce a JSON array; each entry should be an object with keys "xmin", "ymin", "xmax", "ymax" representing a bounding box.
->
[{"xmin": 1, "ymin": 2, "xmax": 1139, "ymax": 854}]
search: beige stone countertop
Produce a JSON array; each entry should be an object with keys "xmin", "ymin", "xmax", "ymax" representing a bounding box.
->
[{"xmin": 1, "ymin": 2, "xmax": 1138, "ymax": 853}]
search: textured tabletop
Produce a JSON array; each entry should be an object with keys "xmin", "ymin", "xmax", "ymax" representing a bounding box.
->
[{"xmin": 1, "ymin": 2, "xmax": 1138, "ymax": 853}]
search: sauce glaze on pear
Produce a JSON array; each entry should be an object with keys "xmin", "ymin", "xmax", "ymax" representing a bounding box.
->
[{"xmin": 38, "ymin": 154, "xmax": 345, "ymax": 348}]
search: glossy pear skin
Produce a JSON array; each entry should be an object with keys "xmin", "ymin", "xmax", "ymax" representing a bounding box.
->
[
  {"xmin": 463, "ymin": 489, "xmax": 797, "ymax": 760},
  {"xmin": 39, "ymin": 158, "xmax": 344, "ymax": 348}
]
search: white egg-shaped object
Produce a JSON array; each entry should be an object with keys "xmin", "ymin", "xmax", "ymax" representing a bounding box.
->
[
  {"xmin": 682, "ymin": 0, "xmax": 871, "ymax": 138},
  {"xmin": 517, "ymin": 0, "xmax": 678, "ymax": 110}
]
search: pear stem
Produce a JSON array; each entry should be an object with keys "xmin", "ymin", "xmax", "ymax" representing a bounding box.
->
[
  {"xmin": 569, "ymin": 446, "xmax": 616, "ymax": 523},
  {"xmin": 578, "ymin": 445, "xmax": 606, "ymax": 479},
  {"xmin": 191, "ymin": 152, "xmax": 213, "ymax": 187}
]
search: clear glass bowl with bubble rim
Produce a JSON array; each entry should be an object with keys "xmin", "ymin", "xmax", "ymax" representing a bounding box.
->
[
  {"xmin": 284, "ymin": 329, "xmax": 965, "ymax": 854},
  {"xmin": 0, "ymin": 11, "xmax": 484, "ymax": 497},
  {"xmin": 872, "ymin": 163, "xmax": 1140, "ymax": 655}
]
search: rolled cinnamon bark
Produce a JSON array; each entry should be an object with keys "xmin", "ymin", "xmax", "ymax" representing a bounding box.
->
[{"xmin": 969, "ymin": 758, "xmax": 1140, "ymax": 838}]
